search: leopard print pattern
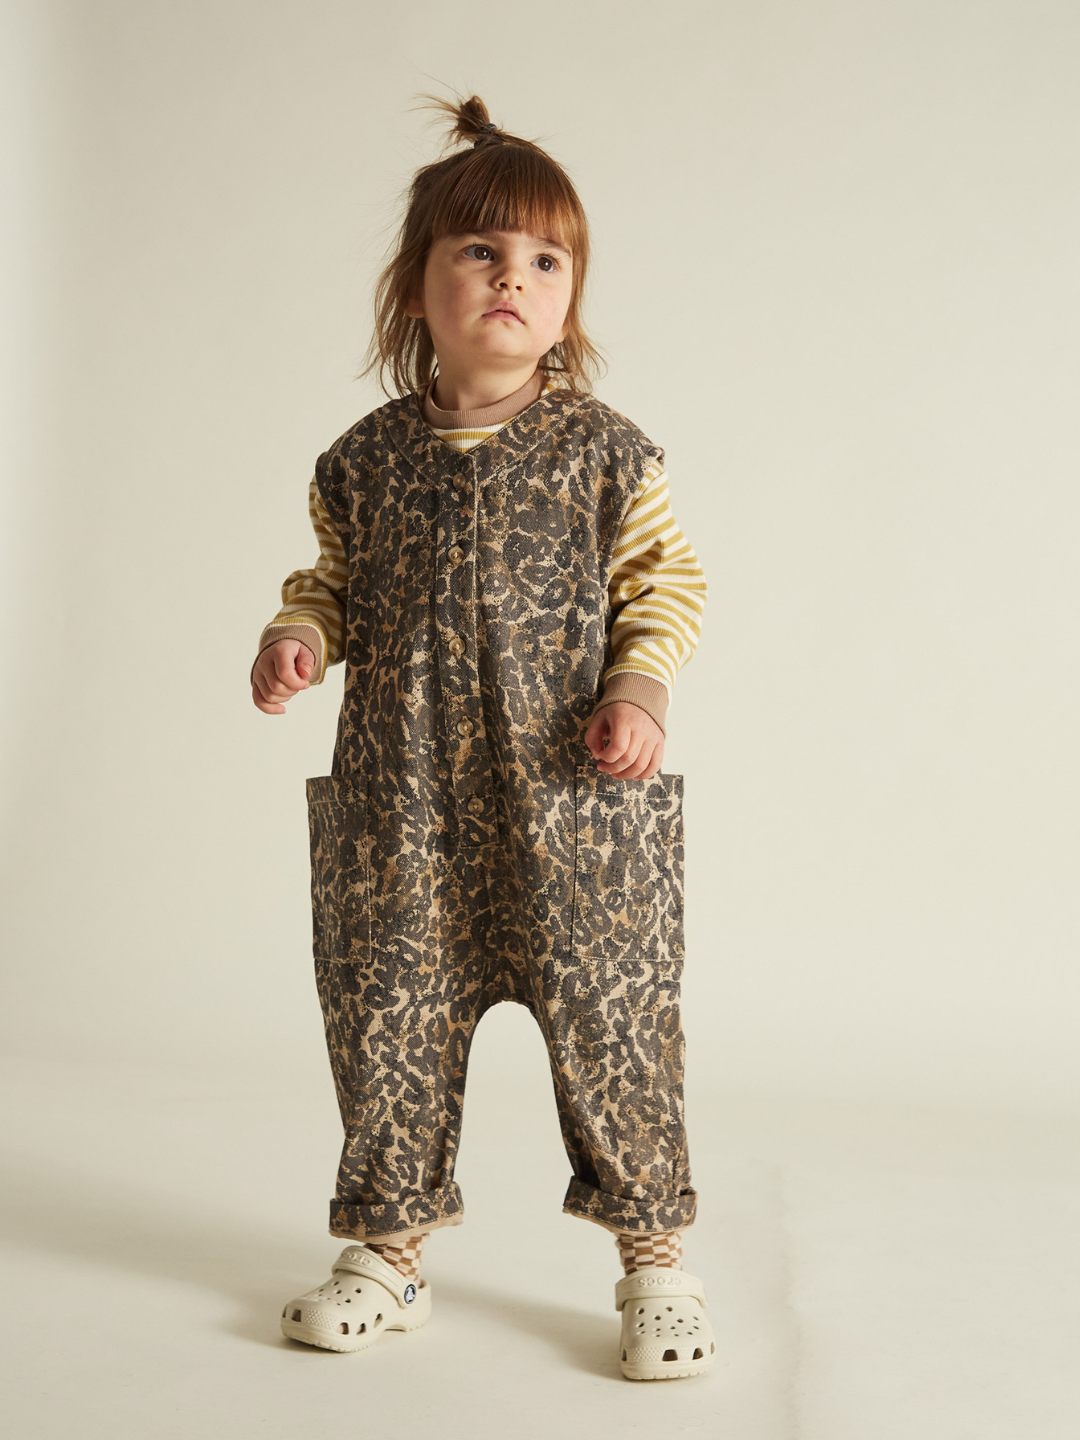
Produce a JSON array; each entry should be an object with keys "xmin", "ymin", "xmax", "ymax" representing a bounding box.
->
[{"xmin": 307, "ymin": 387, "xmax": 697, "ymax": 1241}]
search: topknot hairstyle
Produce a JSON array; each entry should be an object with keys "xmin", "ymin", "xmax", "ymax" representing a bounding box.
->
[{"xmin": 361, "ymin": 93, "xmax": 603, "ymax": 399}]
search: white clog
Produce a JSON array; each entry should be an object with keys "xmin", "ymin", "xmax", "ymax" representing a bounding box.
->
[
  {"xmin": 615, "ymin": 1266, "xmax": 716, "ymax": 1380},
  {"xmin": 280, "ymin": 1244, "xmax": 431, "ymax": 1352}
]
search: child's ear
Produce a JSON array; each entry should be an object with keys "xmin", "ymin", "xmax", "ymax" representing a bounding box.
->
[{"xmin": 404, "ymin": 293, "xmax": 425, "ymax": 320}]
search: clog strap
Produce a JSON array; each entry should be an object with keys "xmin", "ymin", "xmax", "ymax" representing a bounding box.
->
[
  {"xmin": 330, "ymin": 1245, "xmax": 413, "ymax": 1304},
  {"xmin": 614, "ymin": 1266, "xmax": 708, "ymax": 1313}
]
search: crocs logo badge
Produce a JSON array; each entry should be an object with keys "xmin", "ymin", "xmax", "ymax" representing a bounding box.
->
[
  {"xmin": 403, "ymin": 1283, "xmax": 417, "ymax": 1304},
  {"xmin": 637, "ymin": 1275, "xmax": 680, "ymax": 1287},
  {"xmin": 343, "ymin": 1250, "xmax": 373, "ymax": 1267}
]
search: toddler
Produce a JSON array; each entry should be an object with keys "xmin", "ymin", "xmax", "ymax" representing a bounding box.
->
[{"xmin": 250, "ymin": 94, "xmax": 712, "ymax": 1381}]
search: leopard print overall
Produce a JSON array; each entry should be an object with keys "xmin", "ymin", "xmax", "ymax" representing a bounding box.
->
[{"xmin": 306, "ymin": 386, "xmax": 697, "ymax": 1241}]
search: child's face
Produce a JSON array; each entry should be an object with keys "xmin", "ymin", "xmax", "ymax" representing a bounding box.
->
[{"xmin": 406, "ymin": 229, "xmax": 573, "ymax": 378}]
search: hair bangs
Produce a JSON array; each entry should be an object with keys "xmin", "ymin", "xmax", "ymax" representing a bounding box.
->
[{"xmin": 431, "ymin": 147, "xmax": 584, "ymax": 258}]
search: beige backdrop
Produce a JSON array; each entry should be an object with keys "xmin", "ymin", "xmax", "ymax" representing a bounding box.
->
[{"xmin": 4, "ymin": 0, "xmax": 1078, "ymax": 1115}]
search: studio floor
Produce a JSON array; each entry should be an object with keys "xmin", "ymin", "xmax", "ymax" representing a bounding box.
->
[{"xmin": 3, "ymin": 1009, "xmax": 1079, "ymax": 1439}]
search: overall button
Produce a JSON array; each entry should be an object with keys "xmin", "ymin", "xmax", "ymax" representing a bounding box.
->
[
  {"xmin": 466, "ymin": 797, "xmax": 484, "ymax": 816},
  {"xmin": 452, "ymin": 475, "xmax": 469, "ymax": 493},
  {"xmin": 448, "ymin": 546, "xmax": 464, "ymax": 564},
  {"xmin": 448, "ymin": 636, "xmax": 465, "ymax": 658},
  {"xmin": 456, "ymin": 717, "xmax": 474, "ymax": 738}
]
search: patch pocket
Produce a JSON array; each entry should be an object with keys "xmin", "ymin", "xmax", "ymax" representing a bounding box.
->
[
  {"xmin": 571, "ymin": 765, "xmax": 685, "ymax": 966},
  {"xmin": 306, "ymin": 773, "xmax": 370, "ymax": 964}
]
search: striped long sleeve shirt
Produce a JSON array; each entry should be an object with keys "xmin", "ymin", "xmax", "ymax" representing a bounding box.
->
[{"xmin": 254, "ymin": 375, "xmax": 707, "ymax": 733}]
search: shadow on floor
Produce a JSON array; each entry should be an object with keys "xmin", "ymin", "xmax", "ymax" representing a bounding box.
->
[{"xmin": 0, "ymin": 1149, "xmax": 617, "ymax": 1375}]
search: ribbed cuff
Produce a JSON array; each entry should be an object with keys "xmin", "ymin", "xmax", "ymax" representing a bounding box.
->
[
  {"xmin": 591, "ymin": 673, "xmax": 670, "ymax": 734},
  {"xmin": 250, "ymin": 622, "xmax": 326, "ymax": 685}
]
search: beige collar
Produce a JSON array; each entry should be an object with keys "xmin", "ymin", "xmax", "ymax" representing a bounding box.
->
[{"xmin": 422, "ymin": 369, "xmax": 545, "ymax": 430}]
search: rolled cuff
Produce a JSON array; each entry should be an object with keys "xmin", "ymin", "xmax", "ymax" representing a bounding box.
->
[
  {"xmin": 562, "ymin": 1176, "xmax": 697, "ymax": 1235},
  {"xmin": 329, "ymin": 1180, "xmax": 465, "ymax": 1242}
]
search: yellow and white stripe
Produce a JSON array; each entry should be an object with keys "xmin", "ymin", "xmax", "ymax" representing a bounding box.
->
[
  {"xmin": 605, "ymin": 460, "xmax": 708, "ymax": 700},
  {"xmin": 252, "ymin": 475, "xmax": 348, "ymax": 674},
  {"xmin": 425, "ymin": 421, "xmax": 519, "ymax": 452}
]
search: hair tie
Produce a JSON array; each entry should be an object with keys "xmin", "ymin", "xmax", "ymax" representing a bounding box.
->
[{"xmin": 473, "ymin": 122, "xmax": 500, "ymax": 145}]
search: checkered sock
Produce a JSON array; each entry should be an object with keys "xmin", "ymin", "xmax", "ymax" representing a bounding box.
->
[
  {"xmin": 615, "ymin": 1230, "xmax": 684, "ymax": 1275},
  {"xmin": 363, "ymin": 1232, "xmax": 430, "ymax": 1281}
]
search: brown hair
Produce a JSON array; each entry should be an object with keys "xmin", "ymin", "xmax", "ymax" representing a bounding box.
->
[{"xmin": 361, "ymin": 94, "xmax": 604, "ymax": 399}]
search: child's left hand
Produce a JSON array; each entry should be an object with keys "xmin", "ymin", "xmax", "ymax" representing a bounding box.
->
[{"xmin": 583, "ymin": 702, "xmax": 665, "ymax": 779}]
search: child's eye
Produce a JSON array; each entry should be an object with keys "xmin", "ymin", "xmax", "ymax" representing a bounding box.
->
[
  {"xmin": 464, "ymin": 244, "xmax": 495, "ymax": 260},
  {"xmin": 533, "ymin": 254, "xmax": 559, "ymax": 272}
]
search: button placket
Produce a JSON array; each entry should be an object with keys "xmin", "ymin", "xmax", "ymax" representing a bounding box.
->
[{"xmin": 434, "ymin": 457, "xmax": 496, "ymax": 850}]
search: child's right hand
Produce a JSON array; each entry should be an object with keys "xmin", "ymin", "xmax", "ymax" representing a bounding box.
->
[{"xmin": 251, "ymin": 639, "xmax": 316, "ymax": 715}]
